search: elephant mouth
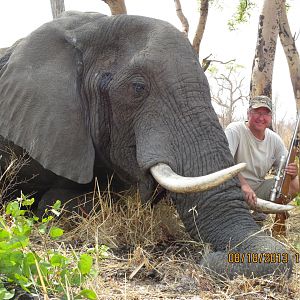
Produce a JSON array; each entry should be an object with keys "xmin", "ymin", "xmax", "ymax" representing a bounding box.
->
[{"xmin": 149, "ymin": 162, "xmax": 294, "ymax": 213}]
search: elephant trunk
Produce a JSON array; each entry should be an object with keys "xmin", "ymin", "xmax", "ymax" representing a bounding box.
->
[
  {"xmin": 201, "ymin": 238, "xmax": 292, "ymax": 279},
  {"xmin": 172, "ymin": 171, "xmax": 293, "ymax": 278}
]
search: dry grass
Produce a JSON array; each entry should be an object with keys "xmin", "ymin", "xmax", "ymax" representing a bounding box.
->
[
  {"xmin": 0, "ymin": 148, "xmax": 32, "ymax": 203},
  {"xmin": 1, "ymin": 155, "xmax": 300, "ymax": 299},
  {"xmin": 32, "ymin": 188, "xmax": 299, "ymax": 300},
  {"xmin": 55, "ymin": 188, "xmax": 189, "ymax": 249}
]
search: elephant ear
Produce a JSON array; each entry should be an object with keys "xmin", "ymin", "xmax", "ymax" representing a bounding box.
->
[{"xmin": 0, "ymin": 19, "xmax": 95, "ymax": 184}]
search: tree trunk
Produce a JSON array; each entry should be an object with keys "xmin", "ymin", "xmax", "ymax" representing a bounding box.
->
[
  {"xmin": 192, "ymin": 0, "xmax": 209, "ymax": 56},
  {"xmin": 101, "ymin": 0, "xmax": 127, "ymax": 15},
  {"xmin": 250, "ymin": 0, "xmax": 283, "ymax": 99},
  {"xmin": 50, "ymin": 0, "xmax": 65, "ymax": 19},
  {"xmin": 278, "ymin": 0, "xmax": 300, "ymax": 111},
  {"xmin": 174, "ymin": 0, "xmax": 189, "ymax": 35}
]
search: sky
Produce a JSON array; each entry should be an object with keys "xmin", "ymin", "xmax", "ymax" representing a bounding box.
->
[{"xmin": 0, "ymin": 0, "xmax": 299, "ymax": 121}]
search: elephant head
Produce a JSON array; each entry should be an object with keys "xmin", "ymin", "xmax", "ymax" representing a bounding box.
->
[{"xmin": 0, "ymin": 11, "xmax": 293, "ymax": 279}]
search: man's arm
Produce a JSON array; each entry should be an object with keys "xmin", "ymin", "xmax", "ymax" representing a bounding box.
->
[
  {"xmin": 225, "ymin": 124, "xmax": 256, "ymax": 206},
  {"xmin": 238, "ymin": 173, "xmax": 257, "ymax": 207}
]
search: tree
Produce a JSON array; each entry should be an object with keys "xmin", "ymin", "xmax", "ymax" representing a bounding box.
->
[
  {"xmin": 210, "ymin": 64, "xmax": 248, "ymax": 128},
  {"xmin": 173, "ymin": 0, "xmax": 209, "ymax": 56},
  {"xmin": 174, "ymin": 0, "xmax": 189, "ymax": 35},
  {"xmin": 50, "ymin": 0, "xmax": 65, "ymax": 19},
  {"xmin": 173, "ymin": 0, "xmax": 234, "ymax": 72},
  {"xmin": 278, "ymin": 0, "xmax": 300, "ymax": 111},
  {"xmin": 192, "ymin": 0, "xmax": 209, "ymax": 56},
  {"xmin": 101, "ymin": 0, "xmax": 127, "ymax": 15},
  {"xmin": 249, "ymin": 0, "xmax": 300, "ymax": 117},
  {"xmin": 250, "ymin": 0, "xmax": 282, "ymax": 98}
]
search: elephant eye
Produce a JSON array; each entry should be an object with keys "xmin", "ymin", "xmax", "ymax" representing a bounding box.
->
[{"xmin": 132, "ymin": 82, "xmax": 145, "ymax": 95}]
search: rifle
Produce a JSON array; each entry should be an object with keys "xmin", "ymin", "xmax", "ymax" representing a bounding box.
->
[{"xmin": 271, "ymin": 112, "xmax": 300, "ymax": 237}]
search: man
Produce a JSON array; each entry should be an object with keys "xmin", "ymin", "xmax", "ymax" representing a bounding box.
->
[{"xmin": 225, "ymin": 95, "xmax": 299, "ymax": 216}]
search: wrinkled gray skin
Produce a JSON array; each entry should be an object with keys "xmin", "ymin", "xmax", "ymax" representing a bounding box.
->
[{"xmin": 0, "ymin": 11, "xmax": 292, "ymax": 279}]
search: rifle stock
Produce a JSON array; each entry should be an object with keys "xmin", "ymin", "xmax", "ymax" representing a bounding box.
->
[{"xmin": 272, "ymin": 135, "xmax": 299, "ymax": 236}]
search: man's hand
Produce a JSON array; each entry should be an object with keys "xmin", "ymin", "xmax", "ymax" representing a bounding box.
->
[
  {"xmin": 241, "ymin": 183, "xmax": 257, "ymax": 207},
  {"xmin": 285, "ymin": 162, "xmax": 298, "ymax": 179},
  {"xmin": 238, "ymin": 173, "xmax": 257, "ymax": 207},
  {"xmin": 286, "ymin": 162, "xmax": 299, "ymax": 197}
]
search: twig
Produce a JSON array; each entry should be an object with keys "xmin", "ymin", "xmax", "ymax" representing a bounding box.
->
[
  {"xmin": 0, "ymin": 159, "xmax": 17, "ymax": 182},
  {"xmin": 34, "ymin": 257, "xmax": 50, "ymax": 300}
]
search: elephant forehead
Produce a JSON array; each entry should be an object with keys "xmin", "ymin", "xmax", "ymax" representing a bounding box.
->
[{"xmin": 72, "ymin": 14, "xmax": 185, "ymax": 49}]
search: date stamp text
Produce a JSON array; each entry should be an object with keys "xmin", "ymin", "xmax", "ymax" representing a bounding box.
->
[{"xmin": 228, "ymin": 252, "xmax": 299, "ymax": 264}]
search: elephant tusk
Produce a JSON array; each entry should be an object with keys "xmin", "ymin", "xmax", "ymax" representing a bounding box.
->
[
  {"xmin": 253, "ymin": 198, "xmax": 295, "ymax": 213},
  {"xmin": 150, "ymin": 162, "xmax": 246, "ymax": 193}
]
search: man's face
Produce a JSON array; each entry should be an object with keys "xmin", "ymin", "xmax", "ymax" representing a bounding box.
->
[{"xmin": 247, "ymin": 107, "xmax": 272, "ymax": 132}]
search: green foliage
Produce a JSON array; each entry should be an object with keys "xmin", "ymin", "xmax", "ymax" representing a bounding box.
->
[
  {"xmin": 0, "ymin": 285, "xmax": 15, "ymax": 300},
  {"xmin": 49, "ymin": 226, "xmax": 64, "ymax": 239},
  {"xmin": 78, "ymin": 289, "xmax": 97, "ymax": 300},
  {"xmin": 294, "ymin": 194, "xmax": 300, "ymax": 206},
  {"xmin": 207, "ymin": 65, "xmax": 218, "ymax": 75},
  {"xmin": 0, "ymin": 194, "xmax": 109, "ymax": 299},
  {"xmin": 225, "ymin": 62, "xmax": 245, "ymax": 72},
  {"xmin": 228, "ymin": 0, "xmax": 256, "ymax": 31},
  {"xmin": 207, "ymin": 61, "xmax": 245, "ymax": 76}
]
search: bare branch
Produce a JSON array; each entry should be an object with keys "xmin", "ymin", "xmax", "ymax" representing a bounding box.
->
[
  {"xmin": 101, "ymin": 0, "xmax": 127, "ymax": 15},
  {"xmin": 174, "ymin": 0, "xmax": 189, "ymax": 35},
  {"xmin": 210, "ymin": 65, "xmax": 248, "ymax": 128},
  {"xmin": 202, "ymin": 54, "xmax": 235, "ymax": 72},
  {"xmin": 192, "ymin": 0, "xmax": 209, "ymax": 55}
]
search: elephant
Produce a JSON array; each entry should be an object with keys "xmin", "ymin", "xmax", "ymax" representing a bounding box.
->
[{"xmin": 0, "ymin": 11, "xmax": 294, "ymax": 279}]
